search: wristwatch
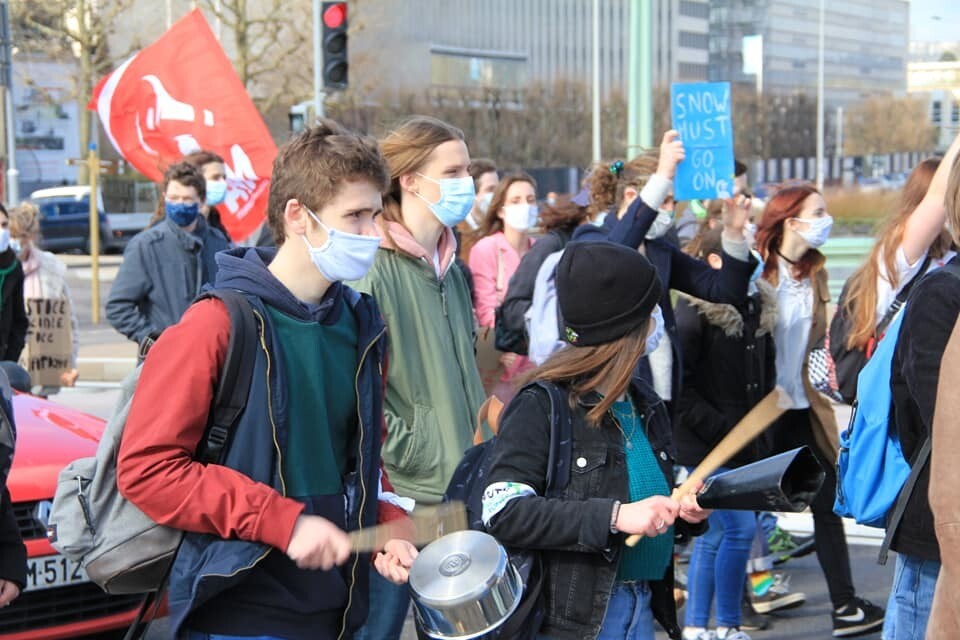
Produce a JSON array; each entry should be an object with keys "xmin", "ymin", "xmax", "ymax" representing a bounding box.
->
[{"xmin": 610, "ymin": 500, "xmax": 621, "ymax": 534}]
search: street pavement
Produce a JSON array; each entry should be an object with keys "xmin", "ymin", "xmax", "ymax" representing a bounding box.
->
[{"xmin": 56, "ymin": 255, "xmax": 888, "ymax": 640}]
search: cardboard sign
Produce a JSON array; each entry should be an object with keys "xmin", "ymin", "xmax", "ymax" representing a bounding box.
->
[
  {"xmin": 671, "ymin": 82, "xmax": 735, "ymax": 201},
  {"xmin": 21, "ymin": 299, "xmax": 73, "ymax": 388}
]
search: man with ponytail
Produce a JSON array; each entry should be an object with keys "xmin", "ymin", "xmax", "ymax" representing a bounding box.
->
[{"xmin": 116, "ymin": 120, "xmax": 416, "ymax": 640}]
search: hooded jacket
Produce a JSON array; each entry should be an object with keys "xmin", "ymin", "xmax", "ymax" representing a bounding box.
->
[
  {"xmin": 674, "ymin": 281, "xmax": 777, "ymax": 467},
  {"xmin": 0, "ymin": 249, "xmax": 26, "ymax": 363},
  {"xmin": 117, "ymin": 247, "xmax": 408, "ymax": 639},
  {"xmin": 106, "ymin": 217, "xmax": 230, "ymax": 344},
  {"xmin": 348, "ymin": 221, "xmax": 486, "ymax": 505}
]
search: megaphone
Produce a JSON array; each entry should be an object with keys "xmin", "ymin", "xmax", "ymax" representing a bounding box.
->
[{"xmin": 695, "ymin": 447, "xmax": 825, "ymax": 512}]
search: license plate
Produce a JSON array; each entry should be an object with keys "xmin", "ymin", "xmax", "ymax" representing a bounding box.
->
[{"xmin": 25, "ymin": 555, "xmax": 89, "ymax": 591}]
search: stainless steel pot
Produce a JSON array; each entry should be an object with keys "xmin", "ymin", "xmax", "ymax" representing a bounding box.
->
[{"xmin": 409, "ymin": 530, "xmax": 522, "ymax": 639}]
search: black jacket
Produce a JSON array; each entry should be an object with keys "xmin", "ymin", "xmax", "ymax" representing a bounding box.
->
[
  {"xmin": 572, "ymin": 200, "xmax": 757, "ymax": 410},
  {"xmin": 674, "ymin": 282, "xmax": 777, "ymax": 468},
  {"xmin": 890, "ymin": 258, "xmax": 960, "ymax": 562},
  {"xmin": 0, "ymin": 368, "xmax": 25, "ymax": 588},
  {"xmin": 0, "ymin": 250, "xmax": 27, "ymax": 363},
  {"xmin": 484, "ymin": 379, "xmax": 703, "ymax": 640},
  {"xmin": 499, "ymin": 229, "xmax": 571, "ymax": 334}
]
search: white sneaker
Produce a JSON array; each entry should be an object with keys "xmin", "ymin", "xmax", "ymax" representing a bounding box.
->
[
  {"xmin": 717, "ymin": 628, "xmax": 752, "ymax": 640},
  {"xmin": 682, "ymin": 629, "xmax": 718, "ymax": 640}
]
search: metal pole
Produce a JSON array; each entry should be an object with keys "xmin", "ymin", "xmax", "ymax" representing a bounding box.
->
[
  {"xmin": 591, "ymin": 0, "xmax": 601, "ymax": 163},
  {"xmin": 836, "ymin": 105, "xmax": 843, "ymax": 158},
  {"xmin": 816, "ymin": 0, "xmax": 825, "ymax": 190},
  {"xmin": 627, "ymin": 0, "xmax": 652, "ymax": 152},
  {"xmin": 0, "ymin": 1, "xmax": 16, "ymax": 205},
  {"xmin": 214, "ymin": 0, "xmax": 222, "ymax": 40},
  {"xmin": 165, "ymin": 0, "xmax": 172, "ymax": 28},
  {"xmin": 313, "ymin": 0, "xmax": 325, "ymax": 121},
  {"xmin": 88, "ymin": 141, "xmax": 100, "ymax": 323}
]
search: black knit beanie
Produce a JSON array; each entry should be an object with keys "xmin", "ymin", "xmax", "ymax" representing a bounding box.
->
[{"xmin": 556, "ymin": 241, "xmax": 663, "ymax": 346}]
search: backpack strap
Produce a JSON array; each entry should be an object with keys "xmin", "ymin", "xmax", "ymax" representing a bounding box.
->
[
  {"xmin": 879, "ymin": 436, "xmax": 931, "ymax": 565},
  {"xmin": 532, "ymin": 380, "xmax": 573, "ymax": 497},
  {"xmin": 876, "ymin": 254, "xmax": 932, "ymax": 336},
  {"xmin": 195, "ymin": 289, "xmax": 259, "ymax": 465}
]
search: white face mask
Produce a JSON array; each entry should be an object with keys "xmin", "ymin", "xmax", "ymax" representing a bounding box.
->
[
  {"xmin": 301, "ymin": 206, "xmax": 381, "ymax": 282},
  {"xmin": 646, "ymin": 209, "xmax": 674, "ymax": 240},
  {"xmin": 792, "ymin": 214, "xmax": 834, "ymax": 249},
  {"xmin": 645, "ymin": 305, "xmax": 665, "ymax": 355},
  {"xmin": 0, "ymin": 229, "xmax": 9, "ymax": 253},
  {"xmin": 477, "ymin": 192, "xmax": 494, "ymax": 215},
  {"xmin": 503, "ymin": 203, "xmax": 538, "ymax": 232}
]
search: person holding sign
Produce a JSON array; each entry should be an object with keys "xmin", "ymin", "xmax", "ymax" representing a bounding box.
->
[
  {"xmin": 574, "ymin": 131, "xmax": 757, "ymax": 417},
  {"xmin": 8, "ymin": 203, "xmax": 80, "ymax": 392},
  {"xmin": 0, "ymin": 205, "xmax": 27, "ymax": 371}
]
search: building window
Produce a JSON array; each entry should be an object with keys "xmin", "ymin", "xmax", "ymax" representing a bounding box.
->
[
  {"xmin": 679, "ymin": 31, "xmax": 709, "ymax": 50},
  {"xmin": 679, "ymin": 0, "xmax": 709, "ymax": 19},
  {"xmin": 952, "ymin": 102, "xmax": 960, "ymax": 124},
  {"xmin": 679, "ymin": 62, "xmax": 708, "ymax": 80},
  {"xmin": 932, "ymin": 101, "xmax": 942, "ymax": 124}
]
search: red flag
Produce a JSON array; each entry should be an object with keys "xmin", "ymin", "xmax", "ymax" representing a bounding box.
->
[{"xmin": 91, "ymin": 9, "xmax": 275, "ymax": 242}]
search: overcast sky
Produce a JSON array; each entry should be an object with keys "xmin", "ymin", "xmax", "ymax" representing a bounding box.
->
[{"xmin": 910, "ymin": 0, "xmax": 960, "ymax": 43}]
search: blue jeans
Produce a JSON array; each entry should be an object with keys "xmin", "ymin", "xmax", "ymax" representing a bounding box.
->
[
  {"xmin": 884, "ymin": 553, "xmax": 940, "ymax": 640},
  {"xmin": 686, "ymin": 507, "xmax": 756, "ymax": 628},
  {"xmin": 353, "ymin": 566, "xmax": 410, "ymax": 640},
  {"xmin": 597, "ymin": 582, "xmax": 656, "ymax": 640}
]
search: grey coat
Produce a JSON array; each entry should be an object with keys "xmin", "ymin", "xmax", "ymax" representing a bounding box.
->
[{"xmin": 106, "ymin": 217, "xmax": 230, "ymax": 343}]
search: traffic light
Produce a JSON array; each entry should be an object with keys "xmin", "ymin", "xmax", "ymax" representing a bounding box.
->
[{"xmin": 322, "ymin": 2, "xmax": 348, "ymax": 90}]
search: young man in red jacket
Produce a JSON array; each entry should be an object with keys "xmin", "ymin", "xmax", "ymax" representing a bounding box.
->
[{"xmin": 117, "ymin": 120, "xmax": 416, "ymax": 640}]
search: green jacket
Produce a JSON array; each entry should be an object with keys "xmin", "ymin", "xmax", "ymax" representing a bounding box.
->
[{"xmin": 350, "ymin": 244, "xmax": 485, "ymax": 505}]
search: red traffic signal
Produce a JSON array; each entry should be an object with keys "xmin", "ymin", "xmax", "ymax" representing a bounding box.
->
[{"xmin": 323, "ymin": 3, "xmax": 346, "ymax": 29}]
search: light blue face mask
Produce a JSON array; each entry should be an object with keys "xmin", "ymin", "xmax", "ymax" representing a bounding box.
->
[
  {"xmin": 414, "ymin": 173, "xmax": 475, "ymax": 227},
  {"xmin": 206, "ymin": 180, "xmax": 228, "ymax": 206},
  {"xmin": 749, "ymin": 250, "xmax": 765, "ymax": 283},
  {"xmin": 645, "ymin": 305, "xmax": 665, "ymax": 355}
]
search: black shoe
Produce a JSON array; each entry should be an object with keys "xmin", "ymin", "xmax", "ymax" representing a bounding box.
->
[
  {"xmin": 750, "ymin": 573, "xmax": 806, "ymax": 613},
  {"xmin": 832, "ymin": 597, "xmax": 884, "ymax": 637}
]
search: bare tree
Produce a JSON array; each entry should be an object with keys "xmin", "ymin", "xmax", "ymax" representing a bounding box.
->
[
  {"xmin": 11, "ymin": 0, "xmax": 134, "ymax": 183},
  {"xmin": 199, "ymin": 0, "xmax": 311, "ymax": 114},
  {"xmin": 844, "ymin": 95, "xmax": 937, "ymax": 156}
]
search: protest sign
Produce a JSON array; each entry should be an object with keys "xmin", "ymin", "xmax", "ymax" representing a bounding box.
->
[
  {"xmin": 671, "ymin": 82, "xmax": 735, "ymax": 201},
  {"xmin": 20, "ymin": 299, "xmax": 73, "ymax": 388}
]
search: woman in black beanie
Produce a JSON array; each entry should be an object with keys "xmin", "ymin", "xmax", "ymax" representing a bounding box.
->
[{"xmin": 482, "ymin": 242, "xmax": 709, "ymax": 640}]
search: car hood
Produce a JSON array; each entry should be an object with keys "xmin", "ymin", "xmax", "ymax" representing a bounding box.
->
[{"xmin": 7, "ymin": 394, "xmax": 105, "ymax": 503}]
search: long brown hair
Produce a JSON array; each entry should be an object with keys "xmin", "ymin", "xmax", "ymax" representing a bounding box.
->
[
  {"xmin": 588, "ymin": 152, "xmax": 658, "ymax": 218},
  {"xmin": 379, "ymin": 116, "xmax": 464, "ymax": 226},
  {"xmin": 479, "ymin": 172, "xmax": 537, "ymax": 237},
  {"xmin": 539, "ymin": 198, "xmax": 591, "ymax": 234},
  {"xmin": 842, "ymin": 159, "xmax": 949, "ymax": 350},
  {"xmin": 756, "ymin": 184, "xmax": 824, "ymax": 285},
  {"xmin": 518, "ymin": 325, "xmax": 649, "ymax": 426}
]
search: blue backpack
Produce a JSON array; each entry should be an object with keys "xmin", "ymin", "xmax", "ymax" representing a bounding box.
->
[{"xmin": 833, "ymin": 262, "xmax": 955, "ymax": 563}]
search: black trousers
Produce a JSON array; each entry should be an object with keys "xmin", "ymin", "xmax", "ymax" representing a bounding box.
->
[{"xmin": 770, "ymin": 409, "xmax": 855, "ymax": 609}]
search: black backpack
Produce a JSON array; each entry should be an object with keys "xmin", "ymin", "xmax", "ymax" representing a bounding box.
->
[
  {"xmin": 829, "ymin": 255, "xmax": 930, "ymax": 404},
  {"xmin": 442, "ymin": 381, "xmax": 573, "ymax": 640}
]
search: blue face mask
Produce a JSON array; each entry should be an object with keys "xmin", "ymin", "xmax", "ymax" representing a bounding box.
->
[
  {"xmin": 166, "ymin": 201, "xmax": 200, "ymax": 227},
  {"xmin": 206, "ymin": 180, "xmax": 228, "ymax": 206},
  {"xmin": 645, "ymin": 305, "xmax": 665, "ymax": 355},
  {"xmin": 749, "ymin": 250, "xmax": 765, "ymax": 283},
  {"xmin": 414, "ymin": 173, "xmax": 475, "ymax": 227}
]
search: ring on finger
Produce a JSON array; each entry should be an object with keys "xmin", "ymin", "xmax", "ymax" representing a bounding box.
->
[{"xmin": 655, "ymin": 519, "xmax": 666, "ymax": 531}]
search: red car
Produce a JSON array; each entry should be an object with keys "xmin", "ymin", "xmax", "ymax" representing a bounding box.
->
[{"xmin": 0, "ymin": 393, "xmax": 145, "ymax": 639}]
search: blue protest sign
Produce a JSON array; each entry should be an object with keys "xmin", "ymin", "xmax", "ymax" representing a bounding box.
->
[{"xmin": 671, "ymin": 82, "xmax": 735, "ymax": 201}]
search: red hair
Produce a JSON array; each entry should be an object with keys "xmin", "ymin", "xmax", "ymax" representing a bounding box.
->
[{"xmin": 756, "ymin": 184, "xmax": 825, "ymax": 285}]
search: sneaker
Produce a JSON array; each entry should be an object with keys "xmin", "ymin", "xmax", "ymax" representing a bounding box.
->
[
  {"xmin": 831, "ymin": 597, "xmax": 884, "ymax": 637},
  {"xmin": 750, "ymin": 573, "xmax": 806, "ymax": 613},
  {"xmin": 717, "ymin": 629, "xmax": 752, "ymax": 640},
  {"xmin": 682, "ymin": 630, "xmax": 717, "ymax": 640},
  {"xmin": 740, "ymin": 599, "xmax": 771, "ymax": 631},
  {"xmin": 767, "ymin": 526, "xmax": 815, "ymax": 564}
]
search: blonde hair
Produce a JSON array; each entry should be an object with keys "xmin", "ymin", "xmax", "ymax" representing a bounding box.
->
[
  {"xmin": 946, "ymin": 152, "xmax": 960, "ymax": 250},
  {"xmin": 518, "ymin": 325, "xmax": 648, "ymax": 426},
  {"xmin": 379, "ymin": 116, "xmax": 465, "ymax": 226},
  {"xmin": 9, "ymin": 202, "xmax": 40, "ymax": 239}
]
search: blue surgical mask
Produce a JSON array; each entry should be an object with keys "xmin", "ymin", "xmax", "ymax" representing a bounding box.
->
[
  {"xmin": 792, "ymin": 214, "xmax": 833, "ymax": 249},
  {"xmin": 646, "ymin": 209, "xmax": 674, "ymax": 240},
  {"xmin": 414, "ymin": 173, "xmax": 476, "ymax": 227},
  {"xmin": 645, "ymin": 305, "xmax": 665, "ymax": 355},
  {"xmin": 206, "ymin": 180, "xmax": 228, "ymax": 206},
  {"xmin": 166, "ymin": 201, "xmax": 200, "ymax": 227},
  {"xmin": 301, "ymin": 205, "xmax": 381, "ymax": 282}
]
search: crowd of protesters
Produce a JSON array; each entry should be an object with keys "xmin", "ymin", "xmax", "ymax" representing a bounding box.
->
[{"xmin": 0, "ymin": 113, "xmax": 954, "ymax": 640}]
